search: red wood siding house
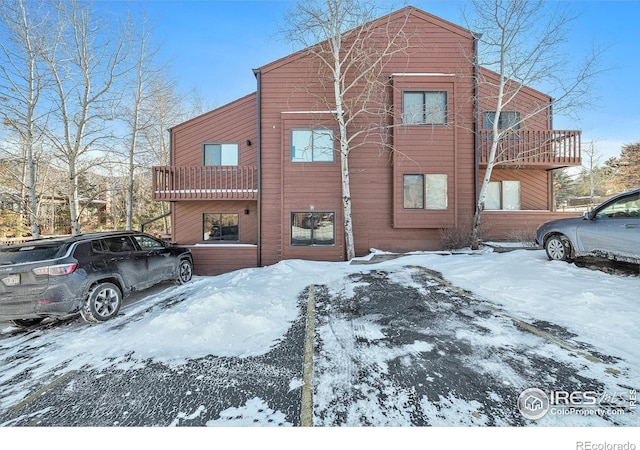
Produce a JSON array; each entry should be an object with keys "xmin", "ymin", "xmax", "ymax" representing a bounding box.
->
[{"xmin": 152, "ymin": 7, "xmax": 581, "ymax": 275}]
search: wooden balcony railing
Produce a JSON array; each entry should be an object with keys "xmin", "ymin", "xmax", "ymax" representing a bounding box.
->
[
  {"xmin": 152, "ymin": 166, "xmax": 258, "ymax": 201},
  {"xmin": 479, "ymin": 130, "xmax": 581, "ymax": 168}
]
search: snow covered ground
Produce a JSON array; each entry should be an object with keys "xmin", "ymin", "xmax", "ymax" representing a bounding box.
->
[{"xmin": 0, "ymin": 248, "xmax": 638, "ymax": 446}]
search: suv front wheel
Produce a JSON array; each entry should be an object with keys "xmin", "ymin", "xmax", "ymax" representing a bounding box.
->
[
  {"xmin": 81, "ymin": 282, "xmax": 122, "ymax": 323},
  {"xmin": 176, "ymin": 259, "xmax": 193, "ymax": 285}
]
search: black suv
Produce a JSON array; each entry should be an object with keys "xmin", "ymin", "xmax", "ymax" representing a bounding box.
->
[{"xmin": 0, "ymin": 231, "xmax": 193, "ymax": 327}]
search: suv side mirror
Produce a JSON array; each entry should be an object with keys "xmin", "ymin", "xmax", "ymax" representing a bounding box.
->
[{"xmin": 582, "ymin": 211, "xmax": 593, "ymax": 220}]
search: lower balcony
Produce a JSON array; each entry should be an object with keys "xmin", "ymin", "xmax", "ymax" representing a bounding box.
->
[
  {"xmin": 479, "ymin": 130, "xmax": 581, "ymax": 169},
  {"xmin": 152, "ymin": 166, "xmax": 258, "ymax": 201}
]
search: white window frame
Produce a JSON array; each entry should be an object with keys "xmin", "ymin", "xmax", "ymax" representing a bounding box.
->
[
  {"xmin": 291, "ymin": 128, "xmax": 335, "ymax": 162},
  {"xmin": 403, "ymin": 174, "xmax": 448, "ymax": 210},
  {"xmin": 402, "ymin": 91, "xmax": 448, "ymax": 125},
  {"xmin": 485, "ymin": 181, "xmax": 521, "ymax": 210},
  {"xmin": 204, "ymin": 143, "xmax": 239, "ymax": 166}
]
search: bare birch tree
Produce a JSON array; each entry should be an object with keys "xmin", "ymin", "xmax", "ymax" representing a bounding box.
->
[
  {"xmin": 42, "ymin": 0, "xmax": 132, "ymax": 235},
  {"xmin": 0, "ymin": 0, "xmax": 51, "ymax": 238},
  {"xmin": 121, "ymin": 13, "xmax": 163, "ymax": 230},
  {"xmin": 464, "ymin": 0, "xmax": 603, "ymax": 249},
  {"xmin": 283, "ymin": 0, "xmax": 410, "ymax": 260}
]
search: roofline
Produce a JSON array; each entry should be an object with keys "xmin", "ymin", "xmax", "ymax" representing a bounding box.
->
[
  {"xmin": 170, "ymin": 91, "xmax": 257, "ymax": 132},
  {"xmin": 258, "ymin": 6, "xmax": 474, "ymax": 75}
]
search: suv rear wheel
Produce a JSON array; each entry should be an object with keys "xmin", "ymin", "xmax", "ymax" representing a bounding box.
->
[{"xmin": 81, "ymin": 282, "xmax": 122, "ymax": 323}]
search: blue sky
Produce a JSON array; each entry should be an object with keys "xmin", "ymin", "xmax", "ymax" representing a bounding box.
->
[{"xmin": 122, "ymin": 0, "xmax": 639, "ymax": 162}]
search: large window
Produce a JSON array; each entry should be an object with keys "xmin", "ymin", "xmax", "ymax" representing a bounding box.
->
[
  {"xmin": 403, "ymin": 174, "xmax": 448, "ymax": 210},
  {"xmin": 203, "ymin": 213, "xmax": 239, "ymax": 241},
  {"xmin": 204, "ymin": 143, "xmax": 239, "ymax": 166},
  {"xmin": 485, "ymin": 181, "xmax": 521, "ymax": 210},
  {"xmin": 291, "ymin": 212, "xmax": 335, "ymax": 246},
  {"xmin": 482, "ymin": 111, "xmax": 521, "ymax": 131},
  {"xmin": 291, "ymin": 129, "xmax": 334, "ymax": 162},
  {"xmin": 402, "ymin": 91, "xmax": 447, "ymax": 125}
]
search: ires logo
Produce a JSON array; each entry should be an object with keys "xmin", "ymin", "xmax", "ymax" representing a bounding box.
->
[
  {"xmin": 548, "ymin": 390, "xmax": 598, "ymax": 406},
  {"xmin": 518, "ymin": 388, "xmax": 636, "ymax": 421}
]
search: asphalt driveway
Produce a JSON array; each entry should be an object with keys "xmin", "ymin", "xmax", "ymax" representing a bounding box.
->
[{"xmin": 0, "ymin": 257, "xmax": 636, "ymax": 426}]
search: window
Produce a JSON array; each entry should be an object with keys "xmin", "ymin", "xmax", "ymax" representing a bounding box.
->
[
  {"xmin": 132, "ymin": 235, "xmax": 165, "ymax": 250},
  {"xmin": 103, "ymin": 236, "xmax": 136, "ymax": 252},
  {"xmin": 403, "ymin": 174, "xmax": 448, "ymax": 210},
  {"xmin": 485, "ymin": 181, "xmax": 521, "ymax": 210},
  {"xmin": 291, "ymin": 212, "xmax": 335, "ymax": 246},
  {"xmin": 204, "ymin": 143, "xmax": 239, "ymax": 166},
  {"xmin": 203, "ymin": 213, "xmax": 239, "ymax": 241},
  {"xmin": 483, "ymin": 111, "xmax": 521, "ymax": 131},
  {"xmin": 403, "ymin": 91, "xmax": 447, "ymax": 125},
  {"xmin": 595, "ymin": 195, "xmax": 640, "ymax": 219},
  {"xmin": 403, "ymin": 175, "xmax": 424, "ymax": 209},
  {"xmin": 291, "ymin": 129, "xmax": 334, "ymax": 162}
]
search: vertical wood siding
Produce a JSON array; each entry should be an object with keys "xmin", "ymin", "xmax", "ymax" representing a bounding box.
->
[{"xmin": 166, "ymin": 7, "xmax": 579, "ymax": 271}]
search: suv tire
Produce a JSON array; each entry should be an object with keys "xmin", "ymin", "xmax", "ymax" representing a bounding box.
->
[
  {"xmin": 81, "ymin": 282, "xmax": 122, "ymax": 323},
  {"xmin": 176, "ymin": 259, "xmax": 193, "ymax": 285}
]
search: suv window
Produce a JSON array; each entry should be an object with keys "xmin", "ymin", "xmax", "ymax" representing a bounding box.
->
[
  {"xmin": 0, "ymin": 243, "xmax": 68, "ymax": 264},
  {"xmin": 72, "ymin": 242, "xmax": 93, "ymax": 259},
  {"xmin": 102, "ymin": 236, "xmax": 137, "ymax": 253},
  {"xmin": 132, "ymin": 235, "xmax": 165, "ymax": 250}
]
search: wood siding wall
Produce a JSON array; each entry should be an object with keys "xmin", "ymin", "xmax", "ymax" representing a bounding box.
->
[
  {"xmin": 481, "ymin": 211, "xmax": 581, "ymax": 241},
  {"xmin": 186, "ymin": 245, "xmax": 258, "ymax": 276},
  {"xmin": 164, "ymin": 7, "xmax": 579, "ymax": 272},
  {"xmin": 481, "ymin": 168, "xmax": 550, "ymax": 210},
  {"xmin": 172, "ymin": 201, "xmax": 257, "ymax": 245},
  {"xmin": 258, "ymin": 8, "xmax": 477, "ymax": 262},
  {"xmin": 171, "ymin": 93, "xmax": 257, "ymax": 167}
]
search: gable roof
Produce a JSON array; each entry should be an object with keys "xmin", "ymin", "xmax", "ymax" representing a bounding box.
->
[
  {"xmin": 171, "ymin": 91, "xmax": 257, "ymax": 132},
  {"xmin": 257, "ymin": 6, "xmax": 474, "ymax": 75}
]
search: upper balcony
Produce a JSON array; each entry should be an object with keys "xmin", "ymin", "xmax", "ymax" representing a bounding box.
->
[
  {"xmin": 152, "ymin": 166, "xmax": 258, "ymax": 201},
  {"xmin": 479, "ymin": 130, "xmax": 581, "ymax": 169}
]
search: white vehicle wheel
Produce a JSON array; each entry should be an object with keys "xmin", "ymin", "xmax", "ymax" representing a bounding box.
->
[
  {"xmin": 81, "ymin": 282, "xmax": 122, "ymax": 323},
  {"xmin": 545, "ymin": 235, "xmax": 571, "ymax": 261}
]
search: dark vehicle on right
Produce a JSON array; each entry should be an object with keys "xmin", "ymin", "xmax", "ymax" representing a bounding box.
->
[{"xmin": 536, "ymin": 189, "xmax": 640, "ymax": 263}]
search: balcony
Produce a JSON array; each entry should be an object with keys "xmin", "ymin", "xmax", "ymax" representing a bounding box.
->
[
  {"xmin": 152, "ymin": 166, "xmax": 258, "ymax": 201},
  {"xmin": 479, "ymin": 130, "xmax": 581, "ymax": 169}
]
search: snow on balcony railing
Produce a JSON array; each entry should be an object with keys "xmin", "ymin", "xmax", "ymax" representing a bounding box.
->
[{"xmin": 152, "ymin": 166, "xmax": 258, "ymax": 201}]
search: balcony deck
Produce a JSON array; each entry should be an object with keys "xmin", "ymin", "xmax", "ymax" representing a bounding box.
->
[
  {"xmin": 479, "ymin": 130, "xmax": 581, "ymax": 169},
  {"xmin": 152, "ymin": 166, "xmax": 258, "ymax": 201}
]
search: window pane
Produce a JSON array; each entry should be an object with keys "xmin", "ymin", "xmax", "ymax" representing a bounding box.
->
[
  {"xmin": 220, "ymin": 144, "xmax": 239, "ymax": 165},
  {"xmin": 291, "ymin": 130, "xmax": 313, "ymax": 162},
  {"xmin": 500, "ymin": 112, "xmax": 520, "ymax": 130},
  {"xmin": 291, "ymin": 212, "xmax": 335, "ymax": 246},
  {"xmin": 403, "ymin": 174, "xmax": 424, "ymax": 209},
  {"xmin": 204, "ymin": 213, "xmax": 239, "ymax": 241},
  {"xmin": 502, "ymin": 181, "xmax": 521, "ymax": 210},
  {"xmin": 313, "ymin": 129, "xmax": 334, "ymax": 162},
  {"xmin": 204, "ymin": 144, "xmax": 221, "ymax": 165},
  {"xmin": 291, "ymin": 212, "xmax": 312, "ymax": 245},
  {"xmin": 482, "ymin": 112, "xmax": 495, "ymax": 130},
  {"xmin": 425, "ymin": 174, "xmax": 447, "ymax": 210},
  {"xmin": 313, "ymin": 213, "xmax": 335, "ymax": 245},
  {"xmin": 403, "ymin": 92, "xmax": 424, "ymax": 124},
  {"xmin": 485, "ymin": 182, "xmax": 501, "ymax": 210},
  {"xmin": 424, "ymin": 92, "xmax": 447, "ymax": 125},
  {"xmin": 483, "ymin": 112, "xmax": 520, "ymax": 130}
]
